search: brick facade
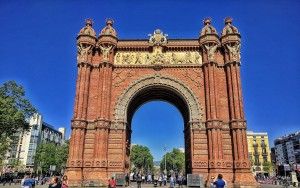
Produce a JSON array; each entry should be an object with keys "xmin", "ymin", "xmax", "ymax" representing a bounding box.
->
[{"xmin": 66, "ymin": 18, "xmax": 257, "ymax": 187}]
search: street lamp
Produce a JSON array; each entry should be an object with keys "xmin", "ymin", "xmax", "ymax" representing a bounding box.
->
[{"xmin": 164, "ymin": 146, "xmax": 167, "ymax": 174}]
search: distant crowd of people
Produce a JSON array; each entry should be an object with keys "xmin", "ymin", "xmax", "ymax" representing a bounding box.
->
[
  {"xmin": 20, "ymin": 175, "xmax": 68, "ymax": 188},
  {"xmin": 107, "ymin": 172, "xmax": 227, "ymax": 188}
]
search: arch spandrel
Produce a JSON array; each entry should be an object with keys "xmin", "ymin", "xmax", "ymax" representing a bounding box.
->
[{"xmin": 112, "ymin": 74, "xmax": 204, "ymax": 127}]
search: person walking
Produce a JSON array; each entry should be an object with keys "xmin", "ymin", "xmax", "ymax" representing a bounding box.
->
[
  {"xmin": 177, "ymin": 174, "xmax": 183, "ymax": 188},
  {"xmin": 48, "ymin": 177, "xmax": 61, "ymax": 188},
  {"xmin": 158, "ymin": 175, "xmax": 162, "ymax": 186},
  {"xmin": 163, "ymin": 174, "xmax": 167, "ymax": 186},
  {"xmin": 125, "ymin": 173, "xmax": 130, "ymax": 187},
  {"xmin": 169, "ymin": 176, "xmax": 175, "ymax": 188},
  {"xmin": 136, "ymin": 172, "xmax": 142, "ymax": 188},
  {"xmin": 108, "ymin": 177, "xmax": 116, "ymax": 188},
  {"xmin": 213, "ymin": 174, "xmax": 226, "ymax": 188},
  {"xmin": 61, "ymin": 175, "xmax": 68, "ymax": 188}
]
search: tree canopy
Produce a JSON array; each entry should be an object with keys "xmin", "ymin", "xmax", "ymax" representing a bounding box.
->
[
  {"xmin": 160, "ymin": 148, "xmax": 185, "ymax": 175},
  {"xmin": 35, "ymin": 141, "xmax": 69, "ymax": 174},
  {"xmin": 130, "ymin": 145, "xmax": 154, "ymax": 173},
  {"xmin": 0, "ymin": 81, "xmax": 37, "ymax": 135},
  {"xmin": 0, "ymin": 81, "xmax": 37, "ymax": 164}
]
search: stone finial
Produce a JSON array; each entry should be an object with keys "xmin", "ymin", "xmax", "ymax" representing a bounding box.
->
[
  {"xmin": 85, "ymin": 18, "xmax": 93, "ymax": 26},
  {"xmin": 99, "ymin": 18, "xmax": 117, "ymax": 38},
  {"xmin": 106, "ymin": 18, "xmax": 114, "ymax": 26},
  {"xmin": 200, "ymin": 18, "xmax": 218, "ymax": 37},
  {"xmin": 203, "ymin": 18, "xmax": 212, "ymax": 25},
  {"xmin": 224, "ymin": 17, "xmax": 233, "ymax": 25},
  {"xmin": 221, "ymin": 17, "xmax": 239, "ymax": 36},
  {"xmin": 78, "ymin": 18, "xmax": 96, "ymax": 38}
]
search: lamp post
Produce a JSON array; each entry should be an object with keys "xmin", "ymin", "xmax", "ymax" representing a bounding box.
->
[{"xmin": 164, "ymin": 146, "xmax": 167, "ymax": 174}]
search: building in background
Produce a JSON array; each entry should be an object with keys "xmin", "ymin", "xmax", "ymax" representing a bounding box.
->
[
  {"xmin": 247, "ymin": 131, "xmax": 271, "ymax": 174},
  {"xmin": 4, "ymin": 113, "xmax": 65, "ymax": 171},
  {"xmin": 274, "ymin": 131, "xmax": 300, "ymax": 166},
  {"xmin": 58, "ymin": 127, "xmax": 66, "ymax": 142}
]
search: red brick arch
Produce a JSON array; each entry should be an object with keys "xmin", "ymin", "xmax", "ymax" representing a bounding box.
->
[{"xmin": 66, "ymin": 19, "xmax": 257, "ymax": 187}]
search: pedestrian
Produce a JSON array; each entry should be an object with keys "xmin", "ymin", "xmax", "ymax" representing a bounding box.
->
[
  {"xmin": 170, "ymin": 176, "xmax": 175, "ymax": 188},
  {"xmin": 48, "ymin": 177, "xmax": 61, "ymax": 188},
  {"xmin": 163, "ymin": 174, "xmax": 167, "ymax": 186},
  {"xmin": 61, "ymin": 175, "xmax": 68, "ymax": 188},
  {"xmin": 213, "ymin": 174, "xmax": 226, "ymax": 188},
  {"xmin": 209, "ymin": 176, "xmax": 215, "ymax": 188},
  {"xmin": 158, "ymin": 175, "xmax": 162, "ymax": 186},
  {"xmin": 136, "ymin": 172, "xmax": 142, "ymax": 188},
  {"xmin": 125, "ymin": 173, "xmax": 130, "ymax": 187},
  {"xmin": 21, "ymin": 175, "xmax": 34, "ymax": 188},
  {"xmin": 108, "ymin": 177, "xmax": 116, "ymax": 188},
  {"xmin": 177, "ymin": 174, "xmax": 183, "ymax": 188}
]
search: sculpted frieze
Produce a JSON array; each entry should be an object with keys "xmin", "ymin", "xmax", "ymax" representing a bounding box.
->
[{"xmin": 114, "ymin": 49, "xmax": 202, "ymax": 66}]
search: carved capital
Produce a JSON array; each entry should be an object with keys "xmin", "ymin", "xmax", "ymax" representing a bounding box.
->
[
  {"xmin": 77, "ymin": 43, "xmax": 94, "ymax": 64},
  {"xmin": 99, "ymin": 44, "xmax": 113, "ymax": 62},
  {"xmin": 230, "ymin": 119, "xmax": 247, "ymax": 129},
  {"xmin": 202, "ymin": 43, "xmax": 219, "ymax": 63},
  {"xmin": 189, "ymin": 121, "xmax": 206, "ymax": 130},
  {"xmin": 110, "ymin": 121, "xmax": 127, "ymax": 130},
  {"xmin": 224, "ymin": 42, "xmax": 241, "ymax": 63},
  {"xmin": 95, "ymin": 119, "xmax": 110, "ymax": 129},
  {"xmin": 206, "ymin": 120, "xmax": 223, "ymax": 129},
  {"xmin": 71, "ymin": 119, "xmax": 87, "ymax": 129}
]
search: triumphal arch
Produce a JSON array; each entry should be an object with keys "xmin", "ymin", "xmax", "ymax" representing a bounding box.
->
[{"xmin": 66, "ymin": 18, "xmax": 256, "ymax": 186}]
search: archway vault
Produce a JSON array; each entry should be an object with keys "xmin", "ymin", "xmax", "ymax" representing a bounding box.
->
[
  {"xmin": 112, "ymin": 73, "xmax": 205, "ymax": 174},
  {"xmin": 113, "ymin": 73, "xmax": 204, "ymax": 126}
]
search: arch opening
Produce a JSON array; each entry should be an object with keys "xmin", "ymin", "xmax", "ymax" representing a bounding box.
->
[
  {"xmin": 113, "ymin": 75, "xmax": 203, "ymax": 175},
  {"xmin": 126, "ymin": 85, "xmax": 192, "ymax": 174}
]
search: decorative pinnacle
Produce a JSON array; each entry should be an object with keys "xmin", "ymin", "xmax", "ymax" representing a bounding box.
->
[
  {"xmin": 225, "ymin": 17, "xmax": 233, "ymax": 25},
  {"xmin": 106, "ymin": 18, "xmax": 114, "ymax": 26},
  {"xmin": 85, "ymin": 18, "xmax": 93, "ymax": 26},
  {"xmin": 203, "ymin": 18, "xmax": 212, "ymax": 25}
]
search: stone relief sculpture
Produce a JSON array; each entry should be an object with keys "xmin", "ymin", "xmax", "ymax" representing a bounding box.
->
[
  {"xmin": 204, "ymin": 44, "xmax": 218, "ymax": 62},
  {"xmin": 99, "ymin": 45, "xmax": 112, "ymax": 61},
  {"xmin": 77, "ymin": 43, "xmax": 93, "ymax": 62},
  {"xmin": 226, "ymin": 43, "xmax": 240, "ymax": 61},
  {"xmin": 114, "ymin": 51, "xmax": 202, "ymax": 65}
]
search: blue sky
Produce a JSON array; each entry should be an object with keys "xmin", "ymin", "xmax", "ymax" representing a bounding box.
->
[{"xmin": 0, "ymin": 1, "xmax": 299, "ymax": 161}]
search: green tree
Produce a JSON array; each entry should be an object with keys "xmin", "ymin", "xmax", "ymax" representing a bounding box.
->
[
  {"xmin": 160, "ymin": 148, "xmax": 185, "ymax": 175},
  {"xmin": 35, "ymin": 142, "xmax": 69, "ymax": 173},
  {"xmin": 0, "ymin": 81, "xmax": 36, "ymax": 163},
  {"xmin": 262, "ymin": 161, "xmax": 273, "ymax": 173},
  {"xmin": 130, "ymin": 145, "xmax": 154, "ymax": 173}
]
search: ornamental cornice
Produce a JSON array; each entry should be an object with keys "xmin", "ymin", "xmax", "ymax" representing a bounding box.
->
[
  {"xmin": 189, "ymin": 121, "xmax": 206, "ymax": 130},
  {"xmin": 233, "ymin": 160, "xmax": 251, "ymax": 169},
  {"xmin": 116, "ymin": 39, "xmax": 200, "ymax": 49},
  {"xmin": 230, "ymin": 119, "xmax": 247, "ymax": 129},
  {"xmin": 95, "ymin": 119, "xmax": 110, "ymax": 129},
  {"xmin": 206, "ymin": 119, "xmax": 223, "ymax": 130},
  {"xmin": 208, "ymin": 160, "xmax": 233, "ymax": 169},
  {"xmin": 71, "ymin": 119, "xmax": 88, "ymax": 129},
  {"xmin": 224, "ymin": 60, "xmax": 241, "ymax": 66},
  {"xmin": 110, "ymin": 121, "xmax": 127, "ymax": 130},
  {"xmin": 77, "ymin": 61, "xmax": 93, "ymax": 68}
]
